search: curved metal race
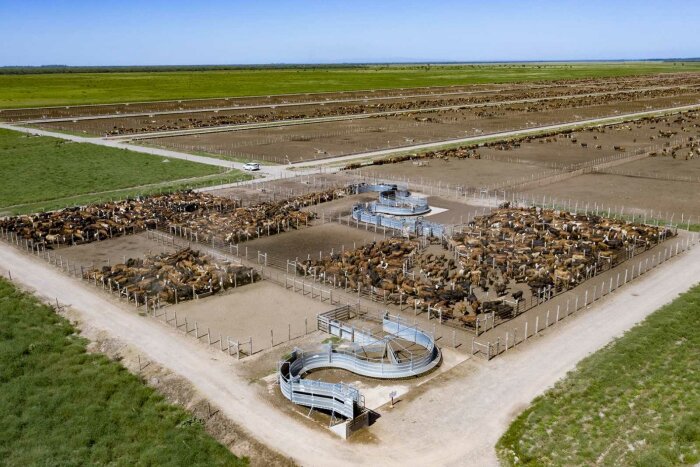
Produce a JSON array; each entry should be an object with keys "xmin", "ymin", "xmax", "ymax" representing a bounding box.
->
[{"xmin": 278, "ymin": 315, "xmax": 441, "ymax": 419}]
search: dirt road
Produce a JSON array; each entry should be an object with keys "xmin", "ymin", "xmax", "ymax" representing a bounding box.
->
[{"xmin": 1, "ymin": 240, "xmax": 698, "ymax": 466}]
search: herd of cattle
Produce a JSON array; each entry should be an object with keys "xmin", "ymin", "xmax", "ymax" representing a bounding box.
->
[
  {"xmin": 0, "ymin": 188, "xmax": 349, "ymax": 249},
  {"xmin": 0, "ymin": 185, "xmax": 676, "ymax": 326},
  {"xmin": 296, "ymin": 206, "xmax": 673, "ymax": 326},
  {"xmin": 85, "ymin": 248, "xmax": 259, "ymax": 305},
  {"xmin": 102, "ymin": 86, "xmax": 624, "ymax": 136},
  {"xmin": 98, "ymin": 82, "xmax": 698, "ymax": 136},
  {"xmin": 344, "ymin": 110, "xmax": 700, "ymax": 171},
  {"xmin": 0, "ymin": 188, "xmax": 351, "ymax": 306}
]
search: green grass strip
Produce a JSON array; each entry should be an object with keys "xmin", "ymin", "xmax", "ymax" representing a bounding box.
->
[
  {"xmin": 2, "ymin": 63, "xmax": 700, "ymax": 108},
  {"xmin": 0, "ymin": 128, "xmax": 251, "ymax": 213},
  {"xmin": 497, "ymin": 284, "xmax": 700, "ymax": 466},
  {"xmin": 0, "ymin": 277, "xmax": 246, "ymax": 466}
]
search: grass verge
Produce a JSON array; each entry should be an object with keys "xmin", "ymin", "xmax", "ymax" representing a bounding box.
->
[
  {"xmin": 0, "ymin": 128, "xmax": 252, "ymax": 213},
  {"xmin": 2, "ymin": 63, "xmax": 700, "ymax": 108},
  {"xmin": 497, "ymin": 284, "xmax": 700, "ymax": 466},
  {"xmin": 0, "ymin": 277, "xmax": 246, "ymax": 465},
  {"xmin": 2, "ymin": 172, "xmax": 252, "ymax": 216}
]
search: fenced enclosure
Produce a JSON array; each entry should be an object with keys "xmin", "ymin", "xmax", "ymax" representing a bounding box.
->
[{"xmin": 470, "ymin": 234, "xmax": 698, "ymax": 359}]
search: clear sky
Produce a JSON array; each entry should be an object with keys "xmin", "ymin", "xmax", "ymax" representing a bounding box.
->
[{"xmin": 1, "ymin": 0, "xmax": 698, "ymax": 66}]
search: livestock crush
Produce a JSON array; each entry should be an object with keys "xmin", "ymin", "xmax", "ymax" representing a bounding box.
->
[{"xmin": 278, "ymin": 309, "xmax": 440, "ymax": 421}]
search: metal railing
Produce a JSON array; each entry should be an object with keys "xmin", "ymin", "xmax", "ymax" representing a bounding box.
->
[
  {"xmin": 351, "ymin": 205, "xmax": 446, "ymax": 237},
  {"xmin": 278, "ymin": 351, "xmax": 363, "ymax": 420},
  {"xmin": 279, "ymin": 312, "xmax": 441, "ymax": 419}
]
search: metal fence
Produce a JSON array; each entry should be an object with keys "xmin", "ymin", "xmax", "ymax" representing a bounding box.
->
[
  {"xmin": 278, "ymin": 311, "xmax": 441, "ymax": 420},
  {"xmin": 351, "ymin": 205, "xmax": 446, "ymax": 237},
  {"xmin": 470, "ymin": 234, "xmax": 698, "ymax": 359}
]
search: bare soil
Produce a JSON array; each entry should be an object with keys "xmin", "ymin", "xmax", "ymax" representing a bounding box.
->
[
  {"xmin": 210, "ymin": 173, "xmax": 360, "ymax": 205},
  {"xmin": 359, "ymin": 157, "xmax": 548, "ymax": 189},
  {"xmin": 598, "ymin": 154, "xmax": 700, "ymax": 181},
  {"xmin": 167, "ymin": 281, "xmax": 332, "ymax": 354},
  {"xmin": 522, "ymin": 172, "xmax": 700, "ymax": 219},
  {"xmin": 241, "ymin": 222, "xmax": 382, "ymax": 263},
  {"xmin": 56, "ymin": 232, "xmax": 178, "ymax": 268}
]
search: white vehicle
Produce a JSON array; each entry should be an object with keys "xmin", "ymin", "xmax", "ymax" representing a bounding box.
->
[{"xmin": 243, "ymin": 162, "xmax": 261, "ymax": 171}]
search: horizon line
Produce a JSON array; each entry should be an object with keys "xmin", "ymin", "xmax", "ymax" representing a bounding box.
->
[{"xmin": 2, "ymin": 57, "xmax": 700, "ymax": 69}]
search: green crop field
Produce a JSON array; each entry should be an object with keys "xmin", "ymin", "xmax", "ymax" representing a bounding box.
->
[
  {"xmin": 0, "ymin": 128, "xmax": 251, "ymax": 214},
  {"xmin": 1, "ymin": 62, "xmax": 699, "ymax": 108},
  {"xmin": 0, "ymin": 277, "xmax": 245, "ymax": 466},
  {"xmin": 497, "ymin": 284, "xmax": 700, "ymax": 466}
]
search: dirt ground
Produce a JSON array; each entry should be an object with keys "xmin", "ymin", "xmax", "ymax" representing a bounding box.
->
[
  {"xmin": 522, "ymin": 172, "xmax": 700, "ymax": 220},
  {"xmin": 598, "ymin": 154, "xmax": 700, "ymax": 181},
  {"xmin": 422, "ymin": 196, "xmax": 491, "ymax": 224},
  {"xmin": 55, "ymin": 232, "xmax": 178, "ymax": 268},
  {"xmin": 360, "ymin": 157, "xmax": 549, "ymax": 189},
  {"xmin": 241, "ymin": 222, "xmax": 383, "ymax": 264},
  {"xmin": 167, "ymin": 281, "xmax": 332, "ymax": 354},
  {"xmin": 302, "ymin": 192, "xmax": 377, "ymax": 217},
  {"xmin": 209, "ymin": 173, "xmax": 361, "ymax": 204}
]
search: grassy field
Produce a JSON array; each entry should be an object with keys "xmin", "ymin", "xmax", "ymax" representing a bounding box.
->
[
  {"xmin": 0, "ymin": 128, "xmax": 251, "ymax": 214},
  {"xmin": 0, "ymin": 277, "xmax": 245, "ymax": 466},
  {"xmin": 2, "ymin": 62, "xmax": 700, "ymax": 108},
  {"xmin": 497, "ymin": 284, "xmax": 700, "ymax": 466}
]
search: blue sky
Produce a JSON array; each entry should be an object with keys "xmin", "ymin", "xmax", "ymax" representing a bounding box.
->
[{"xmin": 1, "ymin": 0, "xmax": 698, "ymax": 66}]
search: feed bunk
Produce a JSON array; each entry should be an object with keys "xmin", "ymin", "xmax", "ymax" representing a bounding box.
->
[{"xmin": 278, "ymin": 311, "xmax": 440, "ymax": 420}]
